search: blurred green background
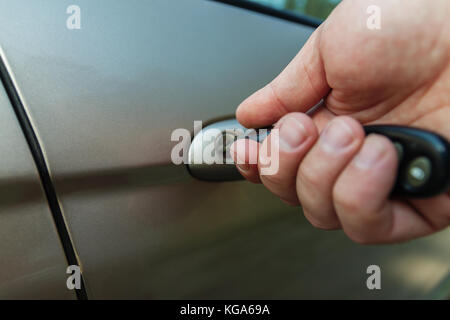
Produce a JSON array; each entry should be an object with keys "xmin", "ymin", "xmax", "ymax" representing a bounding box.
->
[{"xmin": 249, "ymin": 0, "xmax": 341, "ymax": 20}]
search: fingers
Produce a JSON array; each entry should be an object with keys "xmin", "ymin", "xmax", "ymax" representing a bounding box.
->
[
  {"xmin": 258, "ymin": 113, "xmax": 318, "ymax": 205},
  {"xmin": 409, "ymin": 194, "xmax": 450, "ymax": 231},
  {"xmin": 232, "ymin": 112, "xmax": 447, "ymax": 244},
  {"xmin": 236, "ymin": 27, "xmax": 330, "ymax": 128},
  {"xmin": 296, "ymin": 116, "xmax": 365, "ymax": 229},
  {"xmin": 333, "ymin": 134, "xmax": 434, "ymax": 244},
  {"xmin": 230, "ymin": 138, "xmax": 261, "ymax": 184}
]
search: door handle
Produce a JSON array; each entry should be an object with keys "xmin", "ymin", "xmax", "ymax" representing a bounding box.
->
[
  {"xmin": 187, "ymin": 119, "xmax": 450, "ymax": 198},
  {"xmin": 187, "ymin": 119, "xmax": 254, "ymax": 181}
]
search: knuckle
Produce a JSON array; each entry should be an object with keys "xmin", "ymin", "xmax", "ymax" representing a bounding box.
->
[
  {"xmin": 345, "ymin": 231, "xmax": 377, "ymax": 245},
  {"xmin": 425, "ymin": 211, "xmax": 450, "ymax": 232},
  {"xmin": 303, "ymin": 210, "xmax": 340, "ymax": 230},
  {"xmin": 333, "ymin": 185, "xmax": 363, "ymax": 213},
  {"xmin": 298, "ymin": 163, "xmax": 321, "ymax": 191},
  {"xmin": 261, "ymin": 171, "xmax": 287, "ymax": 187},
  {"xmin": 333, "ymin": 185, "xmax": 383, "ymax": 227},
  {"xmin": 441, "ymin": 207, "xmax": 450, "ymax": 225},
  {"xmin": 261, "ymin": 174, "xmax": 299, "ymax": 204}
]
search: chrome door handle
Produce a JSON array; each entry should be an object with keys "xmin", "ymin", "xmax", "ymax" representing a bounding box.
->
[{"xmin": 187, "ymin": 119, "xmax": 262, "ymax": 181}]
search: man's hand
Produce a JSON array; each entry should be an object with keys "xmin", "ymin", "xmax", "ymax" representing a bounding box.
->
[{"xmin": 231, "ymin": 0, "xmax": 450, "ymax": 244}]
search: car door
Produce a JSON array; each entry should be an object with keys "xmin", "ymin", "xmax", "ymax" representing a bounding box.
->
[
  {"xmin": 0, "ymin": 75, "xmax": 75, "ymax": 299},
  {"xmin": 0, "ymin": 0, "xmax": 448, "ymax": 299}
]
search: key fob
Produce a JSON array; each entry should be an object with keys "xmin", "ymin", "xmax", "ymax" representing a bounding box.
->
[{"xmin": 363, "ymin": 125, "xmax": 450, "ymax": 197}]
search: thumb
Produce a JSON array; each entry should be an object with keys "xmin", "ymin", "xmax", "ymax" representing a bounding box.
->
[{"xmin": 236, "ymin": 27, "xmax": 330, "ymax": 128}]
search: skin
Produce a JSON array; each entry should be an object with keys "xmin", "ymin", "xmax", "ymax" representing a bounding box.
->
[{"xmin": 230, "ymin": 0, "xmax": 450, "ymax": 244}]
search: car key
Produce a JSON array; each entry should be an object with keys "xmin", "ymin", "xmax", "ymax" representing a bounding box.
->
[
  {"xmin": 362, "ymin": 125, "xmax": 450, "ymax": 197},
  {"xmin": 187, "ymin": 120, "xmax": 450, "ymax": 198},
  {"xmin": 246, "ymin": 124, "xmax": 449, "ymax": 197}
]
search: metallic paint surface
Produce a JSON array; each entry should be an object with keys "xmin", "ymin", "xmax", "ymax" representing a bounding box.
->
[
  {"xmin": 0, "ymin": 82, "xmax": 74, "ymax": 299},
  {"xmin": 0, "ymin": 0, "xmax": 448, "ymax": 298}
]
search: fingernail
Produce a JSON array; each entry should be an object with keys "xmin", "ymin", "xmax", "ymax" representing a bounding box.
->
[
  {"xmin": 274, "ymin": 117, "xmax": 286, "ymax": 128},
  {"xmin": 279, "ymin": 117, "xmax": 307, "ymax": 151},
  {"xmin": 320, "ymin": 119, "xmax": 355, "ymax": 152},
  {"xmin": 354, "ymin": 135, "xmax": 388, "ymax": 169},
  {"xmin": 237, "ymin": 162, "xmax": 250, "ymax": 171},
  {"xmin": 231, "ymin": 143, "xmax": 250, "ymax": 171}
]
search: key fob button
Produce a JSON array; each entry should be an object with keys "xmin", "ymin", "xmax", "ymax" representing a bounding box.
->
[
  {"xmin": 406, "ymin": 156, "xmax": 432, "ymax": 188},
  {"xmin": 393, "ymin": 141, "xmax": 404, "ymax": 161}
]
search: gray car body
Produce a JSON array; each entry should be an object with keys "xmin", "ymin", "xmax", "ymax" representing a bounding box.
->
[{"xmin": 0, "ymin": 0, "xmax": 448, "ymax": 299}]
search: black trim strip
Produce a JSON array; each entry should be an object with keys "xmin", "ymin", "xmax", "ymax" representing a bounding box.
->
[
  {"xmin": 210, "ymin": 0, "xmax": 322, "ymax": 28},
  {"xmin": 0, "ymin": 55, "xmax": 88, "ymax": 300}
]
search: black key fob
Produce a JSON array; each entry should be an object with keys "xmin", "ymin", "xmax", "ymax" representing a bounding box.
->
[{"xmin": 363, "ymin": 125, "xmax": 450, "ymax": 197}]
